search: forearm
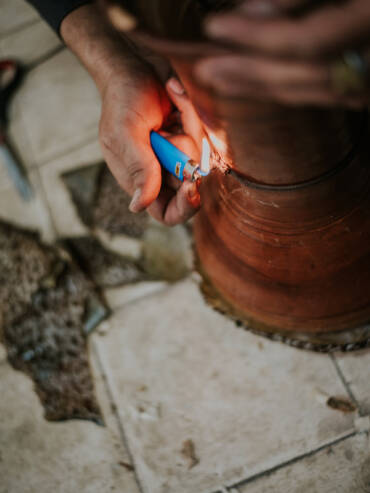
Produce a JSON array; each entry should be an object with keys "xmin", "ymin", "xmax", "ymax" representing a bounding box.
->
[{"xmin": 60, "ymin": 4, "xmax": 144, "ymax": 94}]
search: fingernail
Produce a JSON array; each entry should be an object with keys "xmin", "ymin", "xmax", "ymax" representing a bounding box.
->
[
  {"xmin": 240, "ymin": 1, "xmax": 278, "ymax": 17},
  {"xmin": 107, "ymin": 5, "xmax": 137, "ymax": 31},
  {"xmin": 206, "ymin": 17, "xmax": 227, "ymax": 37},
  {"xmin": 167, "ymin": 77, "xmax": 185, "ymax": 95},
  {"xmin": 129, "ymin": 188, "xmax": 142, "ymax": 213}
]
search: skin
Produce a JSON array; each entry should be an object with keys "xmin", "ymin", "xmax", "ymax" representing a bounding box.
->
[
  {"xmin": 61, "ymin": 4, "xmax": 203, "ymax": 226},
  {"xmin": 195, "ymin": 0, "xmax": 370, "ymax": 108}
]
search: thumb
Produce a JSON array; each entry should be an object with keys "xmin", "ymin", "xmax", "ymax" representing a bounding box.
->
[
  {"xmin": 102, "ymin": 126, "xmax": 162, "ymax": 214},
  {"xmin": 128, "ymin": 136, "xmax": 163, "ymax": 213}
]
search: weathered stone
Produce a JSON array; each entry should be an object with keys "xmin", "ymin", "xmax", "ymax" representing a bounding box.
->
[{"xmin": 63, "ymin": 236, "xmax": 148, "ymax": 288}]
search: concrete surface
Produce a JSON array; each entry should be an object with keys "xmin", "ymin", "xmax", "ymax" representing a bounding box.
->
[{"xmin": 0, "ymin": 2, "xmax": 369, "ymax": 493}]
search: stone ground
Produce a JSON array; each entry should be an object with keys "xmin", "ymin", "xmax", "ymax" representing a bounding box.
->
[{"xmin": 0, "ymin": 2, "xmax": 370, "ymax": 492}]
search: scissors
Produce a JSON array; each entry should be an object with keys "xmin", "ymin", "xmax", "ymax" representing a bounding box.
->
[{"xmin": 0, "ymin": 59, "xmax": 33, "ymax": 200}]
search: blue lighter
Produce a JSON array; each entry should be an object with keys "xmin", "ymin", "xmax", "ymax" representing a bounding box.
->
[{"xmin": 150, "ymin": 131, "xmax": 210, "ymax": 182}]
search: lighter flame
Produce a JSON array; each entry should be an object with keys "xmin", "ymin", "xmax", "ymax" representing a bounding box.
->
[
  {"xmin": 200, "ymin": 137, "xmax": 211, "ymax": 173},
  {"xmin": 207, "ymin": 131, "xmax": 228, "ymax": 154}
]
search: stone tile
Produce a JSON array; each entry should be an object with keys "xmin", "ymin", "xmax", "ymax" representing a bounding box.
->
[
  {"xmin": 96, "ymin": 229, "xmax": 143, "ymax": 263},
  {"xmin": 141, "ymin": 223, "xmax": 193, "ymax": 281},
  {"xmin": 39, "ymin": 140, "xmax": 103, "ymax": 237},
  {"xmin": 334, "ymin": 349, "xmax": 370, "ymax": 416},
  {"xmin": 237, "ymin": 432, "xmax": 370, "ymax": 493},
  {"xmin": 0, "ymin": 355, "xmax": 141, "ymax": 493},
  {"xmin": 0, "ymin": 0, "xmax": 39, "ymax": 38},
  {"xmin": 0, "ymin": 19, "xmax": 61, "ymax": 66},
  {"xmin": 0, "ymin": 155, "xmax": 55, "ymax": 241},
  {"xmin": 8, "ymin": 49, "xmax": 101, "ymax": 168},
  {"xmin": 95, "ymin": 279, "xmax": 356, "ymax": 493}
]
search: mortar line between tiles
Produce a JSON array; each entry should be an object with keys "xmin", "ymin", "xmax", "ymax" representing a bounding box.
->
[
  {"xmin": 27, "ymin": 45, "xmax": 65, "ymax": 72},
  {"xmin": 211, "ymin": 486, "xmax": 240, "ymax": 493},
  {"xmin": 330, "ymin": 354, "xmax": 362, "ymax": 415},
  {"xmin": 34, "ymin": 167, "xmax": 58, "ymax": 238},
  {"xmin": 225, "ymin": 430, "xmax": 357, "ymax": 491},
  {"xmin": 91, "ymin": 340, "xmax": 146, "ymax": 493},
  {"xmin": 0, "ymin": 18, "xmax": 40, "ymax": 40},
  {"xmin": 109, "ymin": 283, "xmax": 172, "ymax": 313}
]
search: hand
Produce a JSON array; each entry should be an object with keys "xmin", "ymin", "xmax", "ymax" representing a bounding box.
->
[
  {"xmin": 195, "ymin": 0, "xmax": 370, "ymax": 108},
  {"xmin": 147, "ymin": 78, "xmax": 205, "ymax": 225},
  {"xmin": 100, "ymin": 69, "xmax": 204, "ymax": 226},
  {"xmin": 61, "ymin": 4, "xmax": 203, "ymax": 226}
]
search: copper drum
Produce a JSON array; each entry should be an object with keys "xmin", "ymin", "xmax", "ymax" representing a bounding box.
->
[{"xmin": 104, "ymin": 0, "xmax": 370, "ymax": 351}]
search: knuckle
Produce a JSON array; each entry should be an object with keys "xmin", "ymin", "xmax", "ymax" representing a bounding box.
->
[
  {"xmin": 125, "ymin": 159, "xmax": 145, "ymax": 185},
  {"xmin": 99, "ymin": 124, "xmax": 121, "ymax": 154},
  {"xmin": 99, "ymin": 132, "xmax": 114, "ymax": 153}
]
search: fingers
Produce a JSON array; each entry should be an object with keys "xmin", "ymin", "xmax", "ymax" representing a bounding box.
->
[
  {"xmin": 147, "ymin": 179, "xmax": 201, "ymax": 226},
  {"xmin": 140, "ymin": 77, "xmax": 204, "ymax": 226},
  {"xmin": 166, "ymin": 78, "xmax": 204, "ymax": 153},
  {"xmin": 240, "ymin": 0, "xmax": 316, "ymax": 16},
  {"xmin": 195, "ymin": 54, "xmax": 329, "ymax": 92},
  {"xmin": 104, "ymin": 1, "xmax": 137, "ymax": 31},
  {"xmin": 194, "ymin": 49, "xmax": 370, "ymax": 107},
  {"xmin": 206, "ymin": 0, "xmax": 370, "ymax": 59}
]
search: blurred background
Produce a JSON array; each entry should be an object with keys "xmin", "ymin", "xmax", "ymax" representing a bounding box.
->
[{"xmin": 0, "ymin": 1, "xmax": 369, "ymax": 492}]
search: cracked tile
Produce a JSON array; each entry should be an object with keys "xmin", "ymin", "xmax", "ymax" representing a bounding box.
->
[
  {"xmin": 8, "ymin": 49, "xmax": 101, "ymax": 169},
  {"xmin": 238, "ymin": 433, "xmax": 370, "ymax": 493},
  {"xmin": 95, "ymin": 279, "xmax": 356, "ymax": 493},
  {"xmin": 334, "ymin": 349, "xmax": 370, "ymax": 416},
  {"xmin": 0, "ymin": 353, "xmax": 141, "ymax": 493}
]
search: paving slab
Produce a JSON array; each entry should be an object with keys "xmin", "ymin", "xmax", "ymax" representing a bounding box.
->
[
  {"xmin": 0, "ymin": 0, "xmax": 39, "ymax": 38},
  {"xmin": 0, "ymin": 351, "xmax": 141, "ymax": 493},
  {"xmin": 0, "ymin": 19, "xmax": 61, "ymax": 66},
  {"xmin": 334, "ymin": 349, "xmax": 370, "ymax": 416},
  {"xmin": 8, "ymin": 49, "xmax": 101, "ymax": 169},
  {"xmin": 38, "ymin": 139, "xmax": 103, "ymax": 237},
  {"xmin": 237, "ymin": 432, "xmax": 370, "ymax": 493},
  {"xmin": 95, "ymin": 278, "xmax": 356, "ymax": 493}
]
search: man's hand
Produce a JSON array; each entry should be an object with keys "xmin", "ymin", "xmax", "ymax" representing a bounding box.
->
[
  {"xmin": 195, "ymin": 0, "xmax": 370, "ymax": 108},
  {"xmin": 98, "ymin": 63, "xmax": 170, "ymax": 214},
  {"xmin": 99, "ymin": 69, "xmax": 203, "ymax": 225},
  {"xmin": 147, "ymin": 78, "xmax": 204, "ymax": 225},
  {"xmin": 61, "ymin": 4, "xmax": 202, "ymax": 226}
]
